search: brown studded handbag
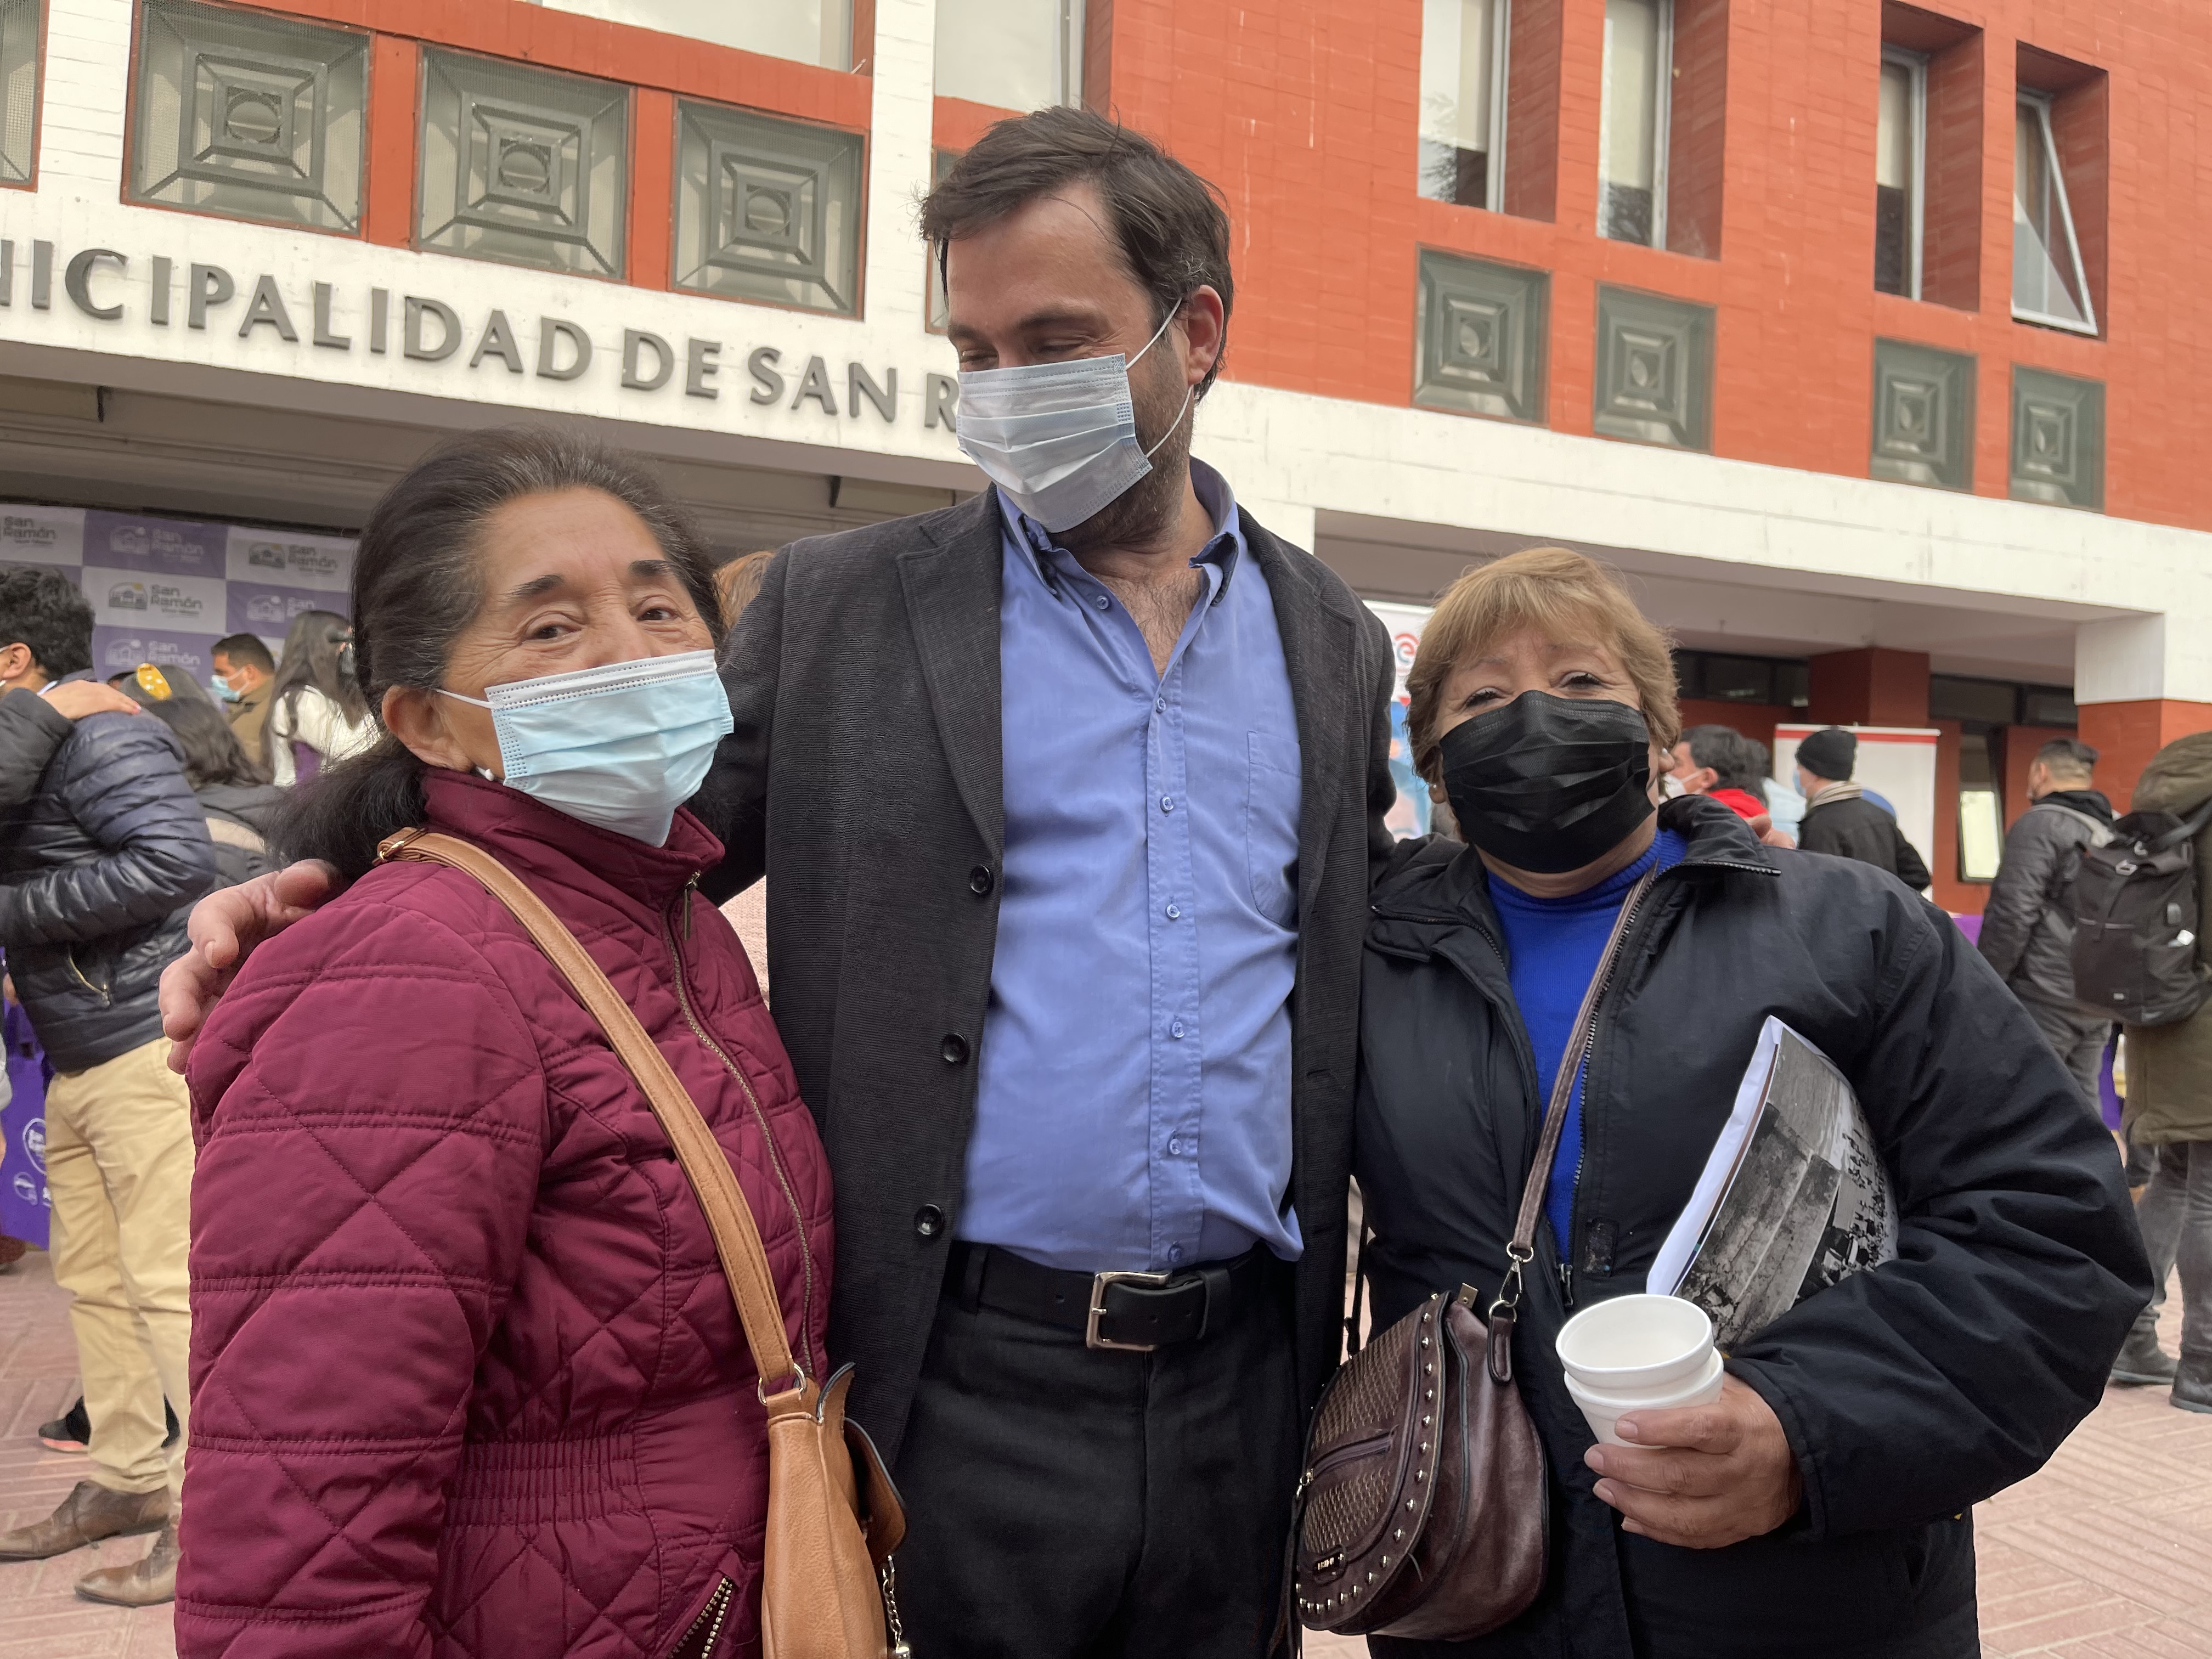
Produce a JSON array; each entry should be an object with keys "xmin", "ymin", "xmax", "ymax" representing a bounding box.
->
[
  {"xmin": 382, "ymin": 829, "xmax": 910, "ymax": 1659},
  {"xmin": 1290, "ymin": 871, "xmax": 1655, "ymax": 1641}
]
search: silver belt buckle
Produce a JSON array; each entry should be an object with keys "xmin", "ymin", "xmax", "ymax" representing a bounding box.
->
[{"xmin": 1086, "ymin": 1269, "xmax": 1173, "ymax": 1351}]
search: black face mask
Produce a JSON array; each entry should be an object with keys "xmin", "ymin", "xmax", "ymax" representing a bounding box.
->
[{"xmin": 1438, "ymin": 691, "xmax": 1655, "ymax": 874}]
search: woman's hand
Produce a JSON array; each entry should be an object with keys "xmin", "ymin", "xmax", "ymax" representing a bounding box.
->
[
  {"xmin": 1583, "ymin": 1373, "xmax": 1803, "ymax": 1548},
  {"xmin": 161, "ymin": 861, "xmax": 341, "ymax": 1072}
]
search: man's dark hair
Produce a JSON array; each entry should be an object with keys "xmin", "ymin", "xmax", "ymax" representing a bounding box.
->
[
  {"xmin": 2037, "ymin": 735, "xmax": 2098, "ymax": 779},
  {"xmin": 213, "ymin": 633, "xmax": 276, "ymax": 675},
  {"xmin": 1681, "ymin": 723, "xmax": 1769, "ymax": 798},
  {"xmin": 921, "ymin": 107, "xmax": 1235, "ymax": 395},
  {"xmin": 0, "ymin": 568, "xmax": 93, "ymax": 679}
]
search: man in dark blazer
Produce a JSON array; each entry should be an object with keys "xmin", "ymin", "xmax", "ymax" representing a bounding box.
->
[{"xmin": 163, "ymin": 109, "xmax": 1395, "ymax": 1657}]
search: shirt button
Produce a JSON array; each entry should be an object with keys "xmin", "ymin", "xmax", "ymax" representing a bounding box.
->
[
  {"xmin": 1169, "ymin": 1244, "xmax": 1184, "ymax": 1264},
  {"xmin": 1165, "ymin": 902, "xmax": 1181, "ymax": 920},
  {"xmin": 1094, "ymin": 594, "xmax": 1110, "ymax": 610},
  {"xmin": 968, "ymin": 865, "xmax": 995, "ymax": 895},
  {"xmin": 1167, "ymin": 1138, "xmax": 1182, "ymax": 1155},
  {"xmin": 1155, "ymin": 698, "xmax": 1166, "ymax": 713},
  {"xmin": 1170, "ymin": 1020, "xmax": 1186, "ymax": 1039},
  {"xmin": 1160, "ymin": 794, "xmax": 1175, "ymax": 813},
  {"xmin": 913, "ymin": 1205, "xmax": 945, "ymax": 1239},
  {"xmin": 939, "ymin": 1033, "xmax": 969, "ymax": 1065}
]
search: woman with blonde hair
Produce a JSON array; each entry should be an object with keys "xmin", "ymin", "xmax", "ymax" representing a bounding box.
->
[{"xmin": 1351, "ymin": 547, "xmax": 2146, "ymax": 1658}]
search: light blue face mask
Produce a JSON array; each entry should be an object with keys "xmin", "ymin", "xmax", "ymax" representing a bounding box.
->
[
  {"xmin": 441, "ymin": 650, "xmax": 732, "ymax": 847},
  {"xmin": 953, "ymin": 307, "xmax": 1194, "ymax": 533},
  {"xmin": 208, "ymin": 676, "xmax": 239, "ymax": 704}
]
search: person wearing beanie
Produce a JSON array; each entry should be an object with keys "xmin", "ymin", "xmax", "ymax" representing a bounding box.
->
[{"xmin": 1795, "ymin": 727, "xmax": 1933, "ymax": 891}]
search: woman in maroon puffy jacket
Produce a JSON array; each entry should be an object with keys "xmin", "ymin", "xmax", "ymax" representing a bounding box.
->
[{"xmin": 179, "ymin": 429, "xmax": 832, "ymax": 1659}]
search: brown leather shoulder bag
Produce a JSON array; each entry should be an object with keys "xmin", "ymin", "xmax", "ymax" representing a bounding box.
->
[
  {"xmin": 382, "ymin": 830, "xmax": 909, "ymax": 1659},
  {"xmin": 1291, "ymin": 870, "xmax": 1655, "ymax": 1641}
]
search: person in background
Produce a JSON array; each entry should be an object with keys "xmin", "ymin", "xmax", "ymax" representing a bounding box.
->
[
  {"xmin": 1795, "ymin": 726, "xmax": 1932, "ymax": 890},
  {"xmin": 1975, "ymin": 736, "xmax": 2115, "ymax": 1110},
  {"xmin": 208, "ymin": 635, "xmax": 275, "ymax": 766},
  {"xmin": 2111, "ymin": 732, "xmax": 2212, "ymax": 1414},
  {"xmin": 1667, "ymin": 724, "xmax": 1793, "ymax": 847},
  {"xmin": 263, "ymin": 611, "xmax": 374, "ymax": 786},
  {"xmin": 0, "ymin": 675, "xmax": 144, "ymax": 1279},
  {"xmin": 119, "ymin": 668, "xmax": 285, "ymax": 888},
  {"xmin": 0, "ymin": 572, "xmax": 218, "ymax": 1607},
  {"xmin": 713, "ymin": 549, "xmax": 776, "ymax": 627},
  {"xmin": 1358, "ymin": 546, "xmax": 2147, "ymax": 1659}
]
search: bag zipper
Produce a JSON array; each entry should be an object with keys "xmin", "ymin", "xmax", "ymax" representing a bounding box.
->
[
  {"xmin": 660, "ymin": 877, "xmax": 820, "ymax": 1379},
  {"xmin": 665, "ymin": 1575, "xmax": 734, "ymax": 1659}
]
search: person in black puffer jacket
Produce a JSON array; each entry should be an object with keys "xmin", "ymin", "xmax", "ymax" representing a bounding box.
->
[
  {"xmin": 1355, "ymin": 549, "xmax": 2147, "ymax": 1659},
  {"xmin": 0, "ymin": 571, "xmax": 216, "ymax": 1608},
  {"xmin": 113, "ymin": 667, "xmax": 286, "ymax": 887}
]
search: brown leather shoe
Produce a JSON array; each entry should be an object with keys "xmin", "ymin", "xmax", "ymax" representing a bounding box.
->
[
  {"xmin": 0, "ymin": 1481, "xmax": 170, "ymax": 1560},
  {"xmin": 76, "ymin": 1519, "xmax": 178, "ymax": 1606}
]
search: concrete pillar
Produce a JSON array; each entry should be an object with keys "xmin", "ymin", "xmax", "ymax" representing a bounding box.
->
[
  {"xmin": 2075, "ymin": 614, "xmax": 2212, "ymax": 810},
  {"xmin": 862, "ymin": 0, "xmax": 938, "ymax": 342},
  {"xmin": 1806, "ymin": 647, "xmax": 1931, "ymax": 728}
]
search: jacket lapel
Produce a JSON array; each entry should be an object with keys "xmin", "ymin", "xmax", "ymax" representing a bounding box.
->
[
  {"xmin": 896, "ymin": 493, "xmax": 1007, "ymax": 858},
  {"xmin": 1244, "ymin": 515, "xmax": 1355, "ymax": 921}
]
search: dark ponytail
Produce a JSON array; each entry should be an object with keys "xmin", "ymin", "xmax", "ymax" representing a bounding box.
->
[{"xmin": 276, "ymin": 426, "xmax": 725, "ymax": 879}]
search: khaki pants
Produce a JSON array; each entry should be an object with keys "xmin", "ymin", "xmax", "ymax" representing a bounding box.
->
[{"xmin": 44, "ymin": 1037, "xmax": 193, "ymax": 1502}]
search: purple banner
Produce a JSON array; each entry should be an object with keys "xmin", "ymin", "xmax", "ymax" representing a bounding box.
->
[
  {"xmin": 81, "ymin": 511, "xmax": 228, "ymax": 578},
  {"xmin": 0, "ymin": 1003, "xmax": 50, "ymax": 1250},
  {"xmin": 92, "ymin": 625, "xmax": 222, "ymax": 680}
]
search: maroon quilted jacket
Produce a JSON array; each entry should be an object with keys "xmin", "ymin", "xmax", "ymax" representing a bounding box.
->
[{"xmin": 178, "ymin": 770, "xmax": 832, "ymax": 1659}]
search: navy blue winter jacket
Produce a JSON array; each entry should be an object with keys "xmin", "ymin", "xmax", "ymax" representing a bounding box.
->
[{"xmin": 0, "ymin": 673, "xmax": 219, "ymax": 1070}]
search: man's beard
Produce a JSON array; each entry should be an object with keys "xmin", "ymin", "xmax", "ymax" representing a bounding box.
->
[{"xmin": 1056, "ymin": 350, "xmax": 1195, "ymax": 558}]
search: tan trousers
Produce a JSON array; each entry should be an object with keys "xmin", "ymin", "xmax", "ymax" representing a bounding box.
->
[{"xmin": 44, "ymin": 1037, "xmax": 194, "ymax": 1502}]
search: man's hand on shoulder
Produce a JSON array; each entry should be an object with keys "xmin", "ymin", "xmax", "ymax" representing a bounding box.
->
[
  {"xmin": 40, "ymin": 681, "xmax": 143, "ymax": 721},
  {"xmin": 162, "ymin": 860, "xmax": 341, "ymax": 1073}
]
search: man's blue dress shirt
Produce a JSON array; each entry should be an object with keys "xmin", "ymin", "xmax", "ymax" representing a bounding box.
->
[{"xmin": 957, "ymin": 461, "xmax": 1305, "ymax": 1274}]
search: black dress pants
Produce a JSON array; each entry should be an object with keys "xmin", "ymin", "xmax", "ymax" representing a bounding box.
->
[{"xmin": 892, "ymin": 1253, "xmax": 1301, "ymax": 1659}]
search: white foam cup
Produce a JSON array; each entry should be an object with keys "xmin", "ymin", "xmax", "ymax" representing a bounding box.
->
[
  {"xmin": 1554, "ymin": 1294, "xmax": 1715, "ymax": 1395},
  {"xmin": 1565, "ymin": 1351, "xmax": 1726, "ymax": 1447}
]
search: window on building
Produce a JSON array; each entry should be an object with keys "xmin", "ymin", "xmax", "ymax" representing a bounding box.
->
[
  {"xmin": 417, "ymin": 49, "xmax": 628, "ymax": 277},
  {"xmin": 1957, "ymin": 733, "xmax": 2003, "ymax": 881},
  {"xmin": 1673, "ymin": 650, "xmax": 1810, "ymax": 709},
  {"xmin": 1598, "ymin": 0, "xmax": 1668, "ymax": 246},
  {"xmin": 129, "ymin": 0, "xmax": 368, "ymax": 232},
  {"xmin": 1875, "ymin": 49, "xmax": 1925, "ymax": 298},
  {"xmin": 936, "ymin": 0, "xmax": 1083, "ymax": 112},
  {"xmin": 2012, "ymin": 92, "xmax": 2096, "ymax": 334},
  {"xmin": 0, "ymin": 0, "xmax": 38, "ymax": 186},
  {"xmin": 1419, "ymin": 0, "xmax": 1509, "ymax": 210},
  {"xmin": 527, "ymin": 0, "xmax": 851, "ymax": 70},
  {"xmin": 672, "ymin": 101, "xmax": 863, "ymax": 316}
]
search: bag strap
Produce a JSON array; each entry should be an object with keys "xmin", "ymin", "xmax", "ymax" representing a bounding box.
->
[
  {"xmin": 1491, "ymin": 868, "xmax": 1657, "ymax": 1322},
  {"xmin": 379, "ymin": 828, "xmax": 802, "ymax": 1394},
  {"xmin": 2154, "ymin": 793, "xmax": 2212, "ymax": 853},
  {"xmin": 2029, "ymin": 801, "xmax": 2114, "ymax": 849}
]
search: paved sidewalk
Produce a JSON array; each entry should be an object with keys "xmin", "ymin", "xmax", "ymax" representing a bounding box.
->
[{"xmin": 3, "ymin": 1244, "xmax": 2206, "ymax": 1658}]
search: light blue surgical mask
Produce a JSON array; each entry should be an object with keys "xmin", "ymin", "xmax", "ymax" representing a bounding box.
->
[
  {"xmin": 209, "ymin": 676, "xmax": 240, "ymax": 704},
  {"xmin": 441, "ymin": 650, "xmax": 732, "ymax": 847},
  {"xmin": 953, "ymin": 307, "xmax": 1194, "ymax": 533}
]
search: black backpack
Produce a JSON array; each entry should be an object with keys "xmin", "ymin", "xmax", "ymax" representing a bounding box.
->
[{"xmin": 2070, "ymin": 795, "xmax": 2212, "ymax": 1026}]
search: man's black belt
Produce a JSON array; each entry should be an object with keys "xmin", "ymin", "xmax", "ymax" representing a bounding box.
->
[{"xmin": 945, "ymin": 1240, "xmax": 1272, "ymax": 1352}]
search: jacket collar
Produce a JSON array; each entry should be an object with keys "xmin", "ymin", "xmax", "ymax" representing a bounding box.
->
[
  {"xmin": 418, "ymin": 768, "xmax": 721, "ymax": 913},
  {"xmin": 1807, "ymin": 780, "xmax": 1865, "ymax": 810},
  {"xmin": 1370, "ymin": 795, "xmax": 1775, "ymax": 948}
]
